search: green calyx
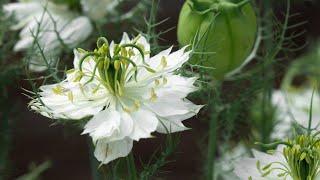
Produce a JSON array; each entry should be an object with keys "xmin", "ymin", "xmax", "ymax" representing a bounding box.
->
[
  {"xmin": 76, "ymin": 37, "xmax": 153, "ymax": 96},
  {"xmin": 257, "ymin": 134, "xmax": 320, "ymax": 179}
]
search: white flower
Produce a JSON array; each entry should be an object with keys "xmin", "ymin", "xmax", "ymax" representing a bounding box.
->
[
  {"xmin": 234, "ymin": 135, "xmax": 320, "ymax": 180},
  {"xmin": 4, "ymin": 0, "xmax": 92, "ymax": 71},
  {"xmin": 271, "ymin": 89, "xmax": 320, "ymax": 139},
  {"xmin": 30, "ymin": 33, "xmax": 203, "ymax": 164}
]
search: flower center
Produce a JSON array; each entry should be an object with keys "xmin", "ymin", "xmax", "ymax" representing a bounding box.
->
[
  {"xmin": 77, "ymin": 37, "xmax": 154, "ymax": 97},
  {"xmin": 257, "ymin": 134, "xmax": 320, "ymax": 180},
  {"xmin": 284, "ymin": 135, "xmax": 320, "ymax": 180}
]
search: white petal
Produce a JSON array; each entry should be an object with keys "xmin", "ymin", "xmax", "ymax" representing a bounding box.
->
[
  {"xmin": 60, "ymin": 16, "xmax": 93, "ymax": 48},
  {"xmin": 94, "ymin": 138, "xmax": 133, "ymax": 164},
  {"xmin": 73, "ymin": 49, "xmax": 83, "ymax": 69},
  {"xmin": 135, "ymin": 34, "xmax": 150, "ymax": 55},
  {"xmin": 234, "ymin": 158, "xmax": 269, "ymax": 180},
  {"xmin": 3, "ymin": 2, "xmax": 43, "ymax": 30},
  {"xmin": 83, "ymin": 110, "xmax": 121, "ymax": 142},
  {"xmin": 119, "ymin": 110, "xmax": 134, "ymax": 137},
  {"xmin": 137, "ymin": 47, "xmax": 191, "ymax": 83},
  {"xmin": 156, "ymin": 104, "xmax": 203, "ymax": 134},
  {"xmin": 146, "ymin": 96, "xmax": 199, "ymax": 117},
  {"xmin": 157, "ymin": 116, "xmax": 190, "ymax": 134},
  {"xmin": 155, "ymin": 75, "xmax": 199, "ymax": 98},
  {"xmin": 13, "ymin": 36, "xmax": 33, "ymax": 51},
  {"xmin": 165, "ymin": 46, "xmax": 191, "ymax": 70},
  {"xmin": 120, "ymin": 32, "xmax": 131, "ymax": 44},
  {"xmin": 71, "ymin": 49, "xmax": 98, "ymax": 79},
  {"xmin": 6, "ymin": 0, "xmax": 91, "ymax": 73},
  {"xmin": 36, "ymin": 82, "xmax": 107, "ymax": 119},
  {"xmin": 129, "ymin": 108, "xmax": 158, "ymax": 141},
  {"xmin": 145, "ymin": 47, "xmax": 172, "ymax": 69}
]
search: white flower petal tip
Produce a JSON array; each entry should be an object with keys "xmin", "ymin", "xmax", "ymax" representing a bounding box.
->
[{"xmin": 31, "ymin": 33, "xmax": 202, "ymax": 164}]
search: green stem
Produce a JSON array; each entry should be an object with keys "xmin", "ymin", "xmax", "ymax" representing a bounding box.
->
[
  {"xmin": 237, "ymin": 0, "xmax": 251, "ymax": 8},
  {"xmin": 259, "ymin": 0, "xmax": 274, "ymax": 149},
  {"xmin": 126, "ymin": 152, "xmax": 138, "ymax": 180},
  {"xmin": 206, "ymin": 84, "xmax": 221, "ymax": 180},
  {"xmin": 307, "ymin": 88, "xmax": 316, "ymax": 135}
]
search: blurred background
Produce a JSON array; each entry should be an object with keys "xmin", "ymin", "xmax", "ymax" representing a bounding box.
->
[{"xmin": 2, "ymin": 0, "xmax": 320, "ymax": 179}]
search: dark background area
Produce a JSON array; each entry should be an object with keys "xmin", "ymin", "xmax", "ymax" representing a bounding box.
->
[{"xmin": 5, "ymin": 0, "xmax": 320, "ymax": 179}]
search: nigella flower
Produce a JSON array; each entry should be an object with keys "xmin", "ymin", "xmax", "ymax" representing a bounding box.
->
[
  {"xmin": 29, "ymin": 33, "xmax": 203, "ymax": 164},
  {"xmin": 4, "ymin": 0, "xmax": 93, "ymax": 71},
  {"xmin": 234, "ymin": 134, "xmax": 320, "ymax": 180},
  {"xmin": 271, "ymin": 89, "xmax": 320, "ymax": 139}
]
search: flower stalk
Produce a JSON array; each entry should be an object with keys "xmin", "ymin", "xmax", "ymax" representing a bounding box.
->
[{"xmin": 207, "ymin": 83, "xmax": 222, "ymax": 180}]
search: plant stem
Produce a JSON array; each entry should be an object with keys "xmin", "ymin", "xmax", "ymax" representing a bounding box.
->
[
  {"xmin": 237, "ymin": 0, "xmax": 251, "ymax": 8},
  {"xmin": 206, "ymin": 84, "xmax": 221, "ymax": 180},
  {"xmin": 127, "ymin": 152, "xmax": 138, "ymax": 180},
  {"xmin": 260, "ymin": 0, "xmax": 274, "ymax": 149},
  {"xmin": 308, "ymin": 88, "xmax": 316, "ymax": 135}
]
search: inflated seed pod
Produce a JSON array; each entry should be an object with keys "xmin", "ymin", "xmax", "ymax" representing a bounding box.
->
[{"xmin": 177, "ymin": 0, "xmax": 258, "ymax": 79}]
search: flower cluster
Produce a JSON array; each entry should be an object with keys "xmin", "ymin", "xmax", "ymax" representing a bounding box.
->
[{"xmin": 30, "ymin": 33, "xmax": 203, "ymax": 164}]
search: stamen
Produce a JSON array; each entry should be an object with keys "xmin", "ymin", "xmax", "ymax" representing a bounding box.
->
[
  {"xmin": 67, "ymin": 91, "xmax": 73, "ymax": 102},
  {"xmin": 155, "ymin": 79, "xmax": 160, "ymax": 86},
  {"xmin": 163, "ymin": 77, "xmax": 168, "ymax": 85},
  {"xmin": 161, "ymin": 56, "xmax": 167, "ymax": 68},
  {"xmin": 150, "ymin": 88, "xmax": 157, "ymax": 102},
  {"xmin": 52, "ymin": 85, "xmax": 64, "ymax": 95},
  {"xmin": 66, "ymin": 68, "xmax": 75, "ymax": 74},
  {"xmin": 121, "ymin": 47, "xmax": 127, "ymax": 57},
  {"xmin": 116, "ymin": 81, "xmax": 123, "ymax": 96},
  {"xmin": 123, "ymin": 108, "xmax": 131, "ymax": 113},
  {"xmin": 114, "ymin": 60, "xmax": 121, "ymax": 70},
  {"xmin": 73, "ymin": 71, "xmax": 84, "ymax": 82},
  {"xmin": 128, "ymin": 49, "xmax": 135, "ymax": 56},
  {"xmin": 134, "ymin": 100, "xmax": 140, "ymax": 109}
]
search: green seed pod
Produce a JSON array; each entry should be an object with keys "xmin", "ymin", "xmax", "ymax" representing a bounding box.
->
[{"xmin": 177, "ymin": 0, "xmax": 258, "ymax": 79}]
